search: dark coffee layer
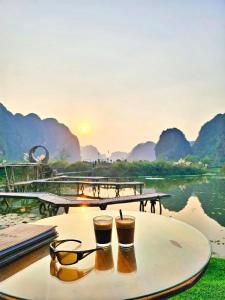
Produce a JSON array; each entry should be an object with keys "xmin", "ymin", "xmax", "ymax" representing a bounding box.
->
[
  {"xmin": 95, "ymin": 229, "xmax": 112, "ymax": 244},
  {"xmin": 117, "ymin": 227, "xmax": 134, "ymax": 244}
]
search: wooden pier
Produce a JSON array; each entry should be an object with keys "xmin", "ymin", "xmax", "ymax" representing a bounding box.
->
[
  {"xmin": 48, "ymin": 176, "xmax": 135, "ymax": 182},
  {"xmin": 0, "ymin": 163, "xmax": 52, "ymax": 192},
  {"xmin": 0, "ymin": 192, "xmax": 170, "ymax": 214},
  {"xmin": 33, "ymin": 180, "xmax": 144, "ymax": 197},
  {"xmin": 48, "ymin": 176, "xmax": 110, "ymax": 181},
  {"xmin": 0, "ymin": 161, "xmax": 171, "ymax": 219},
  {"xmin": 1, "ymin": 172, "xmax": 145, "ymax": 198}
]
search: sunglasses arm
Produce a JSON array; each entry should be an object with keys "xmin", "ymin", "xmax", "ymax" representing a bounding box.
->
[{"xmin": 81, "ymin": 247, "xmax": 102, "ymax": 259}]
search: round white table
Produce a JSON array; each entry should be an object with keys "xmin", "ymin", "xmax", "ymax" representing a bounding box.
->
[{"xmin": 0, "ymin": 211, "xmax": 211, "ymax": 299}]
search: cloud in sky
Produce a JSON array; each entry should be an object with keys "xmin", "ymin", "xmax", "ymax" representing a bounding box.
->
[{"xmin": 0, "ymin": 0, "xmax": 224, "ymax": 152}]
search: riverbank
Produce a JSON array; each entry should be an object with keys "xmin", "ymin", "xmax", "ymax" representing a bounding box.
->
[{"xmin": 49, "ymin": 160, "xmax": 207, "ymax": 177}]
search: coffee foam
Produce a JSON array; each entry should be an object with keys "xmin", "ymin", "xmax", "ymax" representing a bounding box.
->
[
  {"xmin": 116, "ymin": 218, "xmax": 135, "ymax": 229},
  {"xmin": 94, "ymin": 220, "xmax": 112, "ymax": 230}
]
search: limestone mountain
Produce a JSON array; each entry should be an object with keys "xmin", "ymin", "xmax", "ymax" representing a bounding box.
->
[
  {"xmin": 0, "ymin": 103, "xmax": 80, "ymax": 162},
  {"xmin": 128, "ymin": 141, "xmax": 156, "ymax": 161},
  {"xmin": 110, "ymin": 151, "xmax": 128, "ymax": 162},
  {"xmin": 81, "ymin": 145, "xmax": 99, "ymax": 161},
  {"xmin": 192, "ymin": 114, "xmax": 225, "ymax": 165},
  {"xmin": 155, "ymin": 128, "xmax": 191, "ymax": 161}
]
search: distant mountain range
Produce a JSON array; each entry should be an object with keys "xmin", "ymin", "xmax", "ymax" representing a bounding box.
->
[
  {"xmin": 0, "ymin": 103, "xmax": 80, "ymax": 162},
  {"xmin": 81, "ymin": 142, "xmax": 156, "ymax": 162},
  {"xmin": 82, "ymin": 114, "xmax": 225, "ymax": 165},
  {"xmin": 0, "ymin": 103, "xmax": 224, "ymax": 165}
]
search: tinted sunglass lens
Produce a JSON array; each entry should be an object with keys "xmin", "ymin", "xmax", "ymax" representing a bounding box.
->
[{"xmin": 57, "ymin": 252, "xmax": 78, "ymax": 265}]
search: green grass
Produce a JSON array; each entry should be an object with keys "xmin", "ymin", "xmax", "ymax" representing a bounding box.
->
[{"xmin": 173, "ymin": 258, "xmax": 225, "ymax": 300}]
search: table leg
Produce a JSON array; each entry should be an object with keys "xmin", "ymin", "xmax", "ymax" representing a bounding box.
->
[
  {"xmin": 0, "ymin": 198, "xmax": 10, "ymax": 214},
  {"xmin": 150, "ymin": 200, "xmax": 156, "ymax": 213},
  {"xmin": 116, "ymin": 187, "xmax": 120, "ymax": 197},
  {"xmin": 57, "ymin": 183, "xmax": 61, "ymax": 195},
  {"xmin": 100, "ymin": 204, "xmax": 107, "ymax": 210},
  {"xmin": 47, "ymin": 203, "xmax": 58, "ymax": 216},
  {"xmin": 92, "ymin": 186, "xmax": 96, "ymax": 197},
  {"xmin": 3, "ymin": 198, "xmax": 9, "ymax": 208},
  {"xmin": 53, "ymin": 206, "xmax": 59, "ymax": 216},
  {"xmin": 139, "ymin": 201, "xmax": 144, "ymax": 211},
  {"xmin": 39, "ymin": 202, "xmax": 47, "ymax": 215},
  {"xmin": 81, "ymin": 184, "xmax": 84, "ymax": 195},
  {"xmin": 64, "ymin": 206, "xmax": 69, "ymax": 214},
  {"xmin": 97, "ymin": 186, "xmax": 100, "ymax": 198},
  {"xmin": 158, "ymin": 197, "xmax": 162, "ymax": 215},
  {"xmin": 76, "ymin": 184, "xmax": 79, "ymax": 195}
]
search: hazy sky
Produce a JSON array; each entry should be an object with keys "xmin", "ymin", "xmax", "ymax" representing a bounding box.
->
[{"xmin": 0, "ymin": 0, "xmax": 224, "ymax": 153}]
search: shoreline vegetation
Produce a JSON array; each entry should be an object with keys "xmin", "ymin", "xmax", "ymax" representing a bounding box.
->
[{"xmin": 49, "ymin": 160, "xmax": 207, "ymax": 177}]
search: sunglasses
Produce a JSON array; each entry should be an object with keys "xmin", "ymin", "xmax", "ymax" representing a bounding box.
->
[{"xmin": 50, "ymin": 239, "xmax": 101, "ymax": 265}]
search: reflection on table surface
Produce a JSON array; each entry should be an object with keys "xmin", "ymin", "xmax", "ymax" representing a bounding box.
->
[
  {"xmin": 50, "ymin": 245, "xmax": 137, "ymax": 282},
  {"xmin": 50, "ymin": 260, "xmax": 93, "ymax": 282},
  {"xmin": 95, "ymin": 246, "xmax": 114, "ymax": 271},
  {"xmin": 117, "ymin": 246, "xmax": 137, "ymax": 273}
]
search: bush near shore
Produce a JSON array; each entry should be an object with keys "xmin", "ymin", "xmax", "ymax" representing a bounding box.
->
[{"xmin": 49, "ymin": 160, "xmax": 207, "ymax": 177}]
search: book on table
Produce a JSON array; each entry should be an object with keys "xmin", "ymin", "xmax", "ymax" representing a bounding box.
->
[{"xmin": 0, "ymin": 223, "xmax": 57, "ymax": 267}]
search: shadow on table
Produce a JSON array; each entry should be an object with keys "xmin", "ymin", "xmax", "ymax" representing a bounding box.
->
[{"xmin": 0, "ymin": 244, "xmax": 50, "ymax": 282}]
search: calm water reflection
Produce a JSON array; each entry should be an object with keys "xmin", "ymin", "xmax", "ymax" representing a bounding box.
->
[{"xmin": 0, "ymin": 175, "xmax": 224, "ymax": 257}]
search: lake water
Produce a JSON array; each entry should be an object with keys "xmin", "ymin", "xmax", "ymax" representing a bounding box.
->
[{"xmin": 0, "ymin": 175, "xmax": 224, "ymax": 258}]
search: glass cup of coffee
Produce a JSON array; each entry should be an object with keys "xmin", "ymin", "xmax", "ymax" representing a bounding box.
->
[
  {"xmin": 93, "ymin": 215, "xmax": 113, "ymax": 247},
  {"xmin": 115, "ymin": 215, "xmax": 135, "ymax": 247}
]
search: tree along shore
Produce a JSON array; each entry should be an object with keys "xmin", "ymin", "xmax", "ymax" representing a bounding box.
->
[{"xmin": 49, "ymin": 160, "xmax": 207, "ymax": 177}]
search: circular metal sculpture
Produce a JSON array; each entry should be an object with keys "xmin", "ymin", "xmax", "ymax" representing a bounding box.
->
[{"xmin": 29, "ymin": 145, "xmax": 49, "ymax": 163}]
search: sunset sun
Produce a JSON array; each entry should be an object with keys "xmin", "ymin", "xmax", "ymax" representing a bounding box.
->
[{"xmin": 77, "ymin": 122, "xmax": 91, "ymax": 135}]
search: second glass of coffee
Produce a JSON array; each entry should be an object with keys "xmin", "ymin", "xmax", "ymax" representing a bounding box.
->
[
  {"xmin": 93, "ymin": 215, "xmax": 113, "ymax": 247},
  {"xmin": 116, "ymin": 215, "xmax": 135, "ymax": 247}
]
